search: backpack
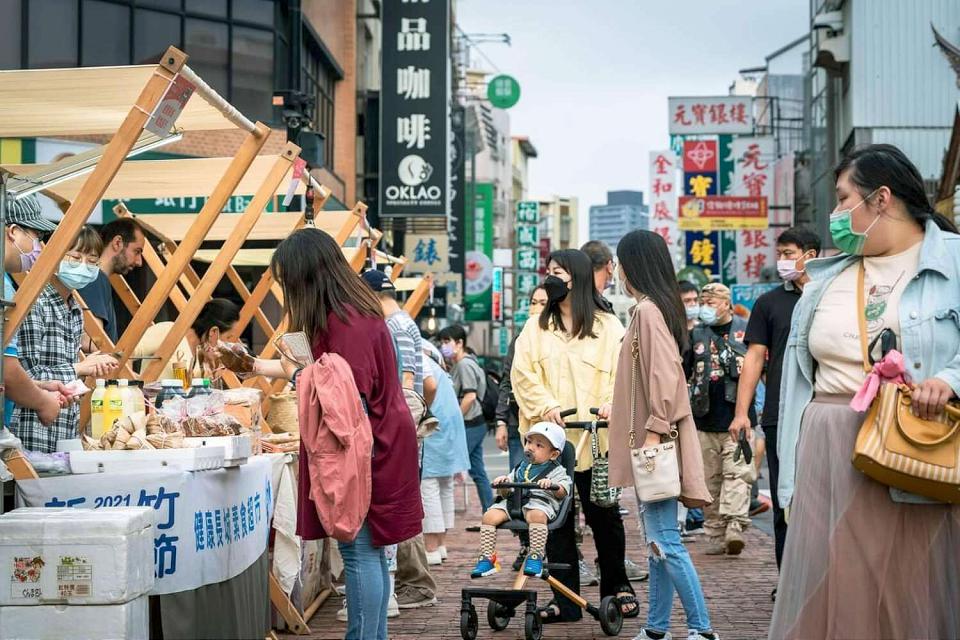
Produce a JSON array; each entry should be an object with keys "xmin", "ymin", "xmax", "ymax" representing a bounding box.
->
[{"xmin": 480, "ymin": 372, "xmax": 499, "ymax": 422}]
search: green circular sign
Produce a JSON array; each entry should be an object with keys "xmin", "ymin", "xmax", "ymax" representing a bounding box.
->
[
  {"xmin": 677, "ymin": 266, "xmax": 711, "ymax": 289},
  {"xmin": 487, "ymin": 75, "xmax": 521, "ymax": 109}
]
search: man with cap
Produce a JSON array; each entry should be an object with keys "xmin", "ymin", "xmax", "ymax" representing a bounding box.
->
[
  {"xmin": 684, "ymin": 282, "xmax": 756, "ymax": 556},
  {"xmin": 360, "ymin": 268, "xmax": 439, "ymax": 612},
  {"xmin": 2, "ymin": 195, "xmax": 69, "ymax": 430}
]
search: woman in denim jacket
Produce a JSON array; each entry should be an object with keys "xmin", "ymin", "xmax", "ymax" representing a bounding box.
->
[{"xmin": 770, "ymin": 145, "xmax": 960, "ymax": 640}]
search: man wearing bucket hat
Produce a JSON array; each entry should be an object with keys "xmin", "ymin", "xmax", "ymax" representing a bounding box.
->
[
  {"xmin": 685, "ymin": 282, "xmax": 756, "ymax": 556},
  {"xmin": 1, "ymin": 194, "xmax": 69, "ymax": 430}
]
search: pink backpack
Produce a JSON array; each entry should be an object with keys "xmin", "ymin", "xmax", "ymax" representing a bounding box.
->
[{"xmin": 297, "ymin": 353, "xmax": 373, "ymax": 542}]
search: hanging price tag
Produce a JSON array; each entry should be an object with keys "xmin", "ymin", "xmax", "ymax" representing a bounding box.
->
[
  {"xmin": 145, "ymin": 75, "xmax": 195, "ymax": 138},
  {"xmin": 282, "ymin": 158, "xmax": 308, "ymax": 207}
]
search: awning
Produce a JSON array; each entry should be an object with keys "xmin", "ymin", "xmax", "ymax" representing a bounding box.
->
[{"xmin": 133, "ymin": 211, "xmax": 363, "ymax": 245}]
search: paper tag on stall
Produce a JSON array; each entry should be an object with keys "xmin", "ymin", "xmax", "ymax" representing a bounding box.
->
[
  {"xmin": 145, "ymin": 75, "xmax": 196, "ymax": 138},
  {"xmin": 282, "ymin": 158, "xmax": 308, "ymax": 207}
]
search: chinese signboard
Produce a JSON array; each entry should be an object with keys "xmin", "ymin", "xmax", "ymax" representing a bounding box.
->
[
  {"xmin": 404, "ymin": 233, "xmax": 449, "ymax": 273},
  {"xmin": 684, "ymin": 231, "xmax": 720, "ymax": 278},
  {"xmin": 491, "ymin": 267, "xmax": 504, "ymax": 322},
  {"xmin": 516, "ymin": 200, "xmax": 540, "ymax": 224},
  {"xmin": 679, "ymin": 196, "xmax": 768, "ymax": 230},
  {"xmin": 732, "ymin": 282, "xmax": 780, "ymax": 314},
  {"xmin": 648, "ymin": 150, "xmax": 682, "ymax": 267},
  {"xmin": 380, "ymin": 0, "xmax": 450, "ymax": 216},
  {"xmin": 447, "ymin": 104, "xmax": 467, "ymax": 304},
  {"xmin": 736, "ymin": 229, "xmax": 776, "ymax": 283},
  {"xmin": 464, "ymin": 183, "xmax": 494, "ymax": 321},
  {"xmin": 668, "ymin": 96, "xmax": 753, "ymax": 135},
  {"xmin": 514, "ymin": 200, "xmax": 542, "ymax": 328},
  {"xmin": 487, "ymin": 74, "xmax": 521, "ymax": 110}
]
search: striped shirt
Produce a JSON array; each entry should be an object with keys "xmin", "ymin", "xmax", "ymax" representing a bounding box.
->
[
  {"xmin": 385, "ymin": 310, "xmax": 423, "ymax": 395},
  {"xmin": 12, "ymin": 285, "xmax": 83, "ymax": 452}
]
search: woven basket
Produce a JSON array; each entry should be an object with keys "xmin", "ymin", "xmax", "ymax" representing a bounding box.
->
[{"xmin": 267, "ymin": 391, "xmax": 300, "ymax": 433}]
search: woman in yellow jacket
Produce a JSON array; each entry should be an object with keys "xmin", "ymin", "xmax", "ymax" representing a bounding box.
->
[{"xmin": 511, "ymin": 248, "xmax": 636, "ymax": 622}]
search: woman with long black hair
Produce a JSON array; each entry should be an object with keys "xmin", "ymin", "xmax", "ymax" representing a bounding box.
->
[
  {"xmin": 770, "ymin": 145, "xmax": 960, "ymax": 639},
  {"xmin": 608, "ymin": 230, "xmax": 715, "ymax": 640},
  {"xmin": 511, "ymin": 249, "xmax": 637, "ymax": 621}
]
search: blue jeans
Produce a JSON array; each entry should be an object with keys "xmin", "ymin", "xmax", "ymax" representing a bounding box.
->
[
  {"xmin": 465, "ymin": 423, "xmax": 494, "ymax": 511},
  {"xmin": 507, "ymin": 426, "xmax": 525, "ymax": 470},
  {"xmin": 642, "ymin": 498, "xmax": 712, "ymax": 634},
  {"xmin": 337, "ymin": 523, "xmax": 389, "ymax": 640}
]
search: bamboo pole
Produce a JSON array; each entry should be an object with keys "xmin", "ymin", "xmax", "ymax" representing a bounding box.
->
[
  {"xmin": 403, "ymin": 273, "xmax": 434, "ymax": 317},
  {"xmin": 4, "ymin": 47, "xmax": 188, "ymax": 345},
  {"xmin": 108, "ymin": 274, "xmax": 142, "ymax": 317},
  {"xmin": 390, "ymin": 257, "xmax": 408, "ymax": 281},
  {"xmin": 141, "ymin": 143, "xmax": 300, "ymax": 381},
  {"xmin": 112, "ymin": 121, "xmax": 271, "ymax": 372}
]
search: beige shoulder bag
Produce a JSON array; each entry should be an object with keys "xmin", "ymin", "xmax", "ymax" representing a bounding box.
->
[{"xmin": 627, "ymin": 309, "xmax": 681, "ymax": 503}]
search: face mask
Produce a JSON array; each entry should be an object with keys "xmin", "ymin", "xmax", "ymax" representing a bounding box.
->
[
  {"xmin": 685, "ymin": 305, "xmax": 701, "ymax": 321},
  {"xmin": 14, "ymin": 231, "xmax": 41, "ymax": 272},
  {"xmin": 543, "ymin": 275, "xmax": 570, "ymax": 303},
  {"xmin": 777, "ymin": 259, "xmax": 804, "ymax": 281},
  {"xmin": 699, "ymin": 305, "xmax": 718, "ymax": 326},
  {"xmin": 829, "ymin": 190, "xmax": 880, "ymax": 255},
  {"xmin": 440, "ymin": 343, "xmax": 456, "ymax": 359},
  {"xmin": 57, "ymin": 261, "xmax": 99, "ymax": 290}
]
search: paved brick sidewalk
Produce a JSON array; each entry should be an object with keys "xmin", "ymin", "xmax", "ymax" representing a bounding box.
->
[{"xmin": 290, "ymin": 489, "xmax": 778, "ymax": 640}]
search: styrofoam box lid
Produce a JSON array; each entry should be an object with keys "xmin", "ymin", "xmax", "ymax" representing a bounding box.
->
[{"xmin": 0, "ymin": 507, "xmax": 155, "ymax": 539}]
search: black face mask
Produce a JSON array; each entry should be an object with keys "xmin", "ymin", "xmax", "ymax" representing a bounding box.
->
[{"xmin": 543, "ymin": 275, "xmax": 570, "ymax": 303}]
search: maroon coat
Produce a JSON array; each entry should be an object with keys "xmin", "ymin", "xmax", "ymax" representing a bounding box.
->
[{"xmin": 296, "ymin": 306, "xmax": 423, "ymax": 546}]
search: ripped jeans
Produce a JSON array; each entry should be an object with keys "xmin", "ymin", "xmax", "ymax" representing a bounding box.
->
[{"xmin": 641, "ymin": 497, "xmax": 712, "ymax": 634}]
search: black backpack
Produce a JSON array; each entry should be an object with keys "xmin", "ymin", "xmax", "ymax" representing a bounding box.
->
[{"xmin": 480, "ymin": 372, "xmax": 499, "ymax": 422}]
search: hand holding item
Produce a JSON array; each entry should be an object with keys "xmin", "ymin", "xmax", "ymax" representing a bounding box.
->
[
  {"xmin": 542, "ymin": 407, "xmax": 566, "ymax": 427},
  {"xmin": 492, "ymin": 475, "xmax": 509, "ymax": 486},
  {"xmin": 910, "ymin": 378, "xmax": 955, "ymax": 421},
  {"xmin": 76, "ymin": 352, "xmax": 119, "ymax": 378},
  {"xmin": 216, "ymin": 342, "xmax": 255, "ymax": 374},
  {"xmin": 495, "ymin": 422, "xmax": 508, "ymax": 451}
]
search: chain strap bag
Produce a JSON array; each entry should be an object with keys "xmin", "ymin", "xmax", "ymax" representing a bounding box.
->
[
  {"xmin": 589, "ymin": 423, "xmax": 622, "ymax": 507},
  {"xmin": 851, "ymin": 261, "xmax": 960, "ymax": 504},
  {"xmin": 627, "ymin": 325, "xmax": 681, "ymax": 503}
]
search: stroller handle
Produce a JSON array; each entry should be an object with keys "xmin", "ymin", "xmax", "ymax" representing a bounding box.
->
[
  {"xmin": 557, "ymin": 407, "xmax": 607, "ymax": 429},
  {"xmin": 492, "ymin": 482, "xmax": 561, "ymax": 490}
]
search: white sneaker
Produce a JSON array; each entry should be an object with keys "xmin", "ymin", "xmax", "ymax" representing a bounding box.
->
[
  {"xmin": 388, "ymin": 593, "xmax": 400, "ymax": 618},
  {"xmin": 425, "ymin": 549, "xmax": 443, "ymax": 565},
  {"xmin": 336, "ymin": 597, "xmax": 348, "ymax": 622},
  {"xmin": 687, "ymin": 631, "xmax": 718, "ymax": 640},
  {"xmin": 634, "ymin": 630, "xmax": 672, "ymax": 640},
  {"xmin": 438, "ymin": 545, "xmax": 448, "ymax": 560}
]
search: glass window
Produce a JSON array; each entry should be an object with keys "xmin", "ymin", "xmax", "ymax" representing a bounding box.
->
[
  {"xmin": 232, "ymin": 0, "xmax": 274, "ymax": 26},
  {"xmin": 82, "ymin": 1, "xmax": 131, "ymax": 67},
  {"xmin": 189, "ymin": 0, "xmax": 227, "ymax": 17},
  {"xmin": 0, "ymin": 0, "xmax": 21, "ymax": 70},
  {"xmin": 301, "ymin": 35, "xmax": 337, "ymax": 168},
  {"xmin": 232, "ymin": 26, "xmax": 273, "ymax": 122},
  {"xmin": 134, "ymin": 9, "xmax": 181, "ymax": 65},
  {"xmin": 28, "ymin": 0, "xmax": 78, "ymax": 68},
  {"xmin": 140, "ymin": 0, "xmax": 182, "ymax": 10},
  {"xmin": 185, "ymin": 19, "xmax": 228, "ymax": 96}
]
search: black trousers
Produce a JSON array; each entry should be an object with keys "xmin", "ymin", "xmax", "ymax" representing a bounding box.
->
[
  {"xmin": 545, "ymin": 469, "xmax": 632, "ymax": 620},
  {"xmin": 764, "ymin": 424, "xmax": 787, "ymax": 569}
]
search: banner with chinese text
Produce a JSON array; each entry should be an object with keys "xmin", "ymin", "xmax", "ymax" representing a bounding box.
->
[
  {"xmin": 668, "ymin": 96, "xmax": 754, "ymax": 135},
  {"xmin": 380, "ymin": 0, "xmax": 450, "ymax": 216},
  {"xmin": 648, "ymin": 150, "xmax": 682, "ymax": 268},
  {"xmin": 679, "ymin": 196, "xmax": 768, "ymax": 230},
  {"xmin": 464, "ymin": 183, "xmax": 494, "ymax": 321},
  {"xmin": 514, "ymin": 200, "xmax": 541, "ymax": 327},
  {"xmin": 404, "ymin": 233, "xmax": 449, "ymax": 273},
  {"xmin": 16, "ymin": 456, "xmax": 274, "ymax": 595}
]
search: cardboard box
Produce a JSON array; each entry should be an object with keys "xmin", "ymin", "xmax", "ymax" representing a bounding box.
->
[
  {"xmin": 0, "ymin": 594, "xmax": 148, "ymax": 639},
  {"xmin": 0, "ymin": 508, "xmax": 154, "ymax": 605}
]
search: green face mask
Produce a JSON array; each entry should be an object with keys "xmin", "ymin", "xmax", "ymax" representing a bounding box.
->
[{"xmin": 829, "ymin": 190, "xmax": 880, "ymax": 255}]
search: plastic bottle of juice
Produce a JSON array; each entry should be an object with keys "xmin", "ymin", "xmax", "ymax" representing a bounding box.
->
[
  {"xmin": 118, "ymin": 379, "xmax": 135, "ymax": 418},
  {"xmin": 90, "ymin": 379, "xmax": 106, "ymax": 438},
  {"xmin": 102, "ymin": 380, "xmax": 123, "ymax": 432},
  {"xmin": 129, "ymin": 381, "xmax": 147, "ymax": 415}
]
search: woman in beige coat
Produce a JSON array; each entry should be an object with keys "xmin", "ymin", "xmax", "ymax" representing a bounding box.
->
[{"xmin": 608, "ymin": 230, "xmax": 716, "ymax": 640}]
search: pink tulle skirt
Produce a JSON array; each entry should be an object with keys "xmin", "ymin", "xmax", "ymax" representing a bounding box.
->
[{"xmin": 769, "ymin": 396, "xmax": 960, "ymax": 640}]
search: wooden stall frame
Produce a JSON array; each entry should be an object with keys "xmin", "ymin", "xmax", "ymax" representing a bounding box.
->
[{"xmin": 403, "ymin": 273, "xmax": 434, "ymax": 318}]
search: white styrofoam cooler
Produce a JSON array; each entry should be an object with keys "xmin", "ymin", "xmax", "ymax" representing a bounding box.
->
[
  {"xmin": 0, "ymin": 508, "xmax": 154, "ymax": 605},
  {"xmin": 0, "ymin": 595, "xmax": 148, "ymax": 640},
  {"xmin": 184, "ymin": 434, "xmax": 251, "ymax": 467},
  {"xmin": 68, "ymin": 446, "xmax": 225, "ymax": 474}
]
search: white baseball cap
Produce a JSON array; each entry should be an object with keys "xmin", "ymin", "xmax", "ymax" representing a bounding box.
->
[{"xmin": 526, "ymin": 422, "xmax": 566, "ymax": 452}]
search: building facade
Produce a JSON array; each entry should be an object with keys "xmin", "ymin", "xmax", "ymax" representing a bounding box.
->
[
  {"xmin": 539, "ymin": 195, "xmax": 579, "ymax": 253},
  {"xmin": 588, "ymin": 190, "xmax": 648, "ymax": 252}
]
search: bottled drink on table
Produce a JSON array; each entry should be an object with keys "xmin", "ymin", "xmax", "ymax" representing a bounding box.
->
[
  {"xmin": 90, "ymin": 379, "xmax": 106, "ymax": 438},
  {"xmin": 172, "ymin": 361, "xmax": 190, "ymax": 390},
  {"xmin": 103, "ymin": 380, "xmax": 123, "ymax": 432},
  {"xmin": 128, "ymin": 380, "xmax": 147, "ymax": 415},
  {"xmin": 156, "ymin": 379, "xmax": 185, "ymax": 410}
]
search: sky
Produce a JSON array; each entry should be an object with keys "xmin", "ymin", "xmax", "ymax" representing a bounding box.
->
[{"xmin": 455, "ymin": 0, "xmax": 810, "ymax": 240}]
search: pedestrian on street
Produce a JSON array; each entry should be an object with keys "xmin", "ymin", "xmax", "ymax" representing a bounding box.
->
[
  {"xmin": 678, "ymin": 280, "xmax": 705, "ymax": 536},
  {"xmin": 685, "ymin": 283, "xmax": 756, "ymax": 556},
  {"xmin": 420, "ymin": 344, "xmax": 470, "ymax": 565},
  {"xmin": 728, "ymin": 226, "xmax": 821, "ymax": 595},
  {"xmin": 269, "ymin": 228, "xmax": 422, "ymax": 640},
  {"xmin": 438, "ymin": 324, "xmax": 495, "ymax": 512},
  {"xmin": 511, "ymin": 249, "xmax": 637, "ymax": 621},
  {"xmin": 770, "ymin": 144, "xmax": 960, "ymax": 639},
  {"xmin": 581, "ymin": 240, "xmax": 616, "ymax": 313},
  {"xmin": 608, "ymin": 229, "xmax": 716, "ymax": 640}
]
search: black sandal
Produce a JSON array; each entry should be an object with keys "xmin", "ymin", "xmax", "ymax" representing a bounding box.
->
[{"xmin": 617, "ymin": 593, "xmax": 640, "ymax": 618}]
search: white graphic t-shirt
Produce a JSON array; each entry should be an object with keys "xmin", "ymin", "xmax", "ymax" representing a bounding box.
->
[{"xmin": 809, "ymin": 242, "xmax": 922, "ymax": 395}]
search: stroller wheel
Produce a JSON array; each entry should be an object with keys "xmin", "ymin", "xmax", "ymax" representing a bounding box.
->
[
  {"xmin": 487, "ymin": 600, "xmax": 511, "ymax": 631},
  {"xmin": 524, "ymin": 611, "xmax": 543, "ymax": 640},
  {"xmin": 460, "ymin": 606, "xmax": 478, "ymax": 640},
  {"xmin": 598, "ymin": 595, "xmax": 624, "ymax": 636}
]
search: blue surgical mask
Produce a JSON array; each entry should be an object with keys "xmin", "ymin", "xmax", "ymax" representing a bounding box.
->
[
  {"xmin": 685, "ymin": 305, "xmax": 701, "ymax": 321},
  {"xmin": 57, "ymin": 261, "xmax": 99, "ymax": 290},
  {"xmin": 699, "ymin": 306, "xmax": 718, "ymax": 326}
]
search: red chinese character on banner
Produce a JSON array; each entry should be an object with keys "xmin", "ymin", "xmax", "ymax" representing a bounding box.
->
[
  {"xmin": 692, "ymin": 103, "xmax": 707, "ymax": 125},
  {"xmin": 741, "ymin": 143, "xmax": 768, "ymax": 170},
  {"xmin": 653, "ymin": 201, "xmax": 673, "ymax": 221},
  {"xmin": 709, "ymin": 103, "xmax": 728, "ymax": 124},
  {"xmin": 653, "ymin": 154, "xmax": 674, "ymax": 174},
  {"xmin": 673, "ymin": 105, "xmax": 691, "ymax": 126},
  {"xmin": 652, "ymin": 178, "xmax": 673, "ymax": 197},
  {"xmin": 742, "ymin": 172, "xmax": 767, "ymax": 197},
  {"xmin": 742, "ymin": 230, "xmax": 769, "ymax": 248},
  {"xmin": 652, "ymin": 226, "xmax": 673, "ymax": 245},
  {"xmin": 730, "ymin": 102, "xmax": 748, "ymax": 124},
  {"xmin": 743, "ymin": 253, "xmax": 767, "ymax": 279}
]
